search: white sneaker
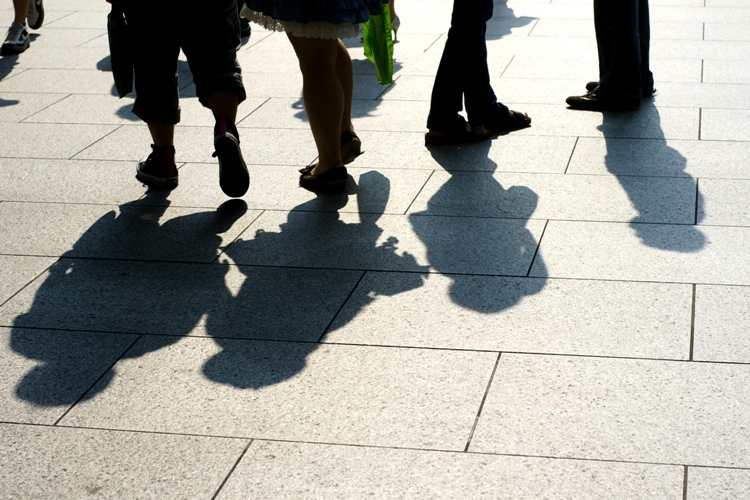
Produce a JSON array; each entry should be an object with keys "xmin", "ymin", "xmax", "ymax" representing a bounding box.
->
[
  {"xmin": 27, "ymin": 0, "xmax": 44, "ymax": 30},
  {"xmin": 1, "ymin": 22, "xmax": 29, "ymax": 55}
]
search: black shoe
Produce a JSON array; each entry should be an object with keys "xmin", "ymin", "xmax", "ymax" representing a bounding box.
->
[
  {"xmin": 136, "ymin": 145, "xmax": 178, "ymax": 189},
  {"xmin": 566, "ymin": 91, "xmax": 640, "ymax": 112},
  {"xmin": 240, "ymin": 18, "xmax": 251, "ymax": 37},
  {"xmin": 1, "ymin": 22, "xmax": 29, "ymax": 55},
  {"xmin": 341, "ymin": 130, "xmax": 362, "ymax": 165},
  {"xmin": 585, "ymin": 81, "xmax": 657, "ymax": 99},
  {"xmin": 213, "ymin": 117, "xmax": 249, "ymax": 198},
  {"xmin": 299, "ymin": 165, "xmax": 348, "ymax": 194},
  {"xmin": 27, "ymin": 0, "xmax": 44, "ymax": 30}
]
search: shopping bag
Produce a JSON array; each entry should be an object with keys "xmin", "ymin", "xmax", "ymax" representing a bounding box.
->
[
  {"xmin": 107, "ymin": 1, "xmax": 133, "ymax": 97},
  {"xmin": 362, "ymin": 4, "xmax": 394, "ymax": 85}
]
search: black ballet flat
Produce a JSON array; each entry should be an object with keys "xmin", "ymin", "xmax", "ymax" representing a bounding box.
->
[
  {"xmin": 341, "ymin": 130, "xmax": 363, "ymax": 164},
  {"xmin": 299, "ymin": 165, "xmax": 348, "ymax": 194}
]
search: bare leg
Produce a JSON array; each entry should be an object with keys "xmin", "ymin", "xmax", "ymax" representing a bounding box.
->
[
  {"xmin": 207, "ymin": 90, "xmax": 239, "ymax": 124},
  {"xmin": 287, "ymin": 34, "xmax": 345, "ymax": 174},
  {"xmin": 389, "ymin": 0, "xmax": 396, "ymax": 22},
  {"xmin": 13, "ymin": 0, "xmax": 30, "ymax": 23},
  {"xmin": 335, "ymin": 39, "xmax": 354, "ymax": 135},
  {"xmin": 147, "ymin": 124, "xmax": 174, "ymax": 148}
]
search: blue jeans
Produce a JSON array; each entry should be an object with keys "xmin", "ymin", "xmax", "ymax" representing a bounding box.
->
[
  {"xmin": 594, "ymin": 0, "xmax": 654, "ymax": 106},
  {"xmin": 427, "ymin": 0, "xmax": 497, "ymax": 131}
]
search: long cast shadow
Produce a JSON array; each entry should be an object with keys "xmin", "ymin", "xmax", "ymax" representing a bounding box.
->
[
  {"xmin": 409, "ymin": 141, "xmax": 546, "ymax": 314},
  {"xmin": 599, "ymin": 106, "xmax": 705, "ymax": 252},
  {"xmin": 203, "ymin": 171, "xmax": 429, "ymax": 388},
  {"xmin": 10, "ymin": 191, "xmax": 247, "ymax": 406}
]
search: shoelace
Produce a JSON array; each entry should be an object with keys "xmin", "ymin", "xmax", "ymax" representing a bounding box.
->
[{"xmin": 5, "ymin": 22, "xmax": 25, "ymax": 42}]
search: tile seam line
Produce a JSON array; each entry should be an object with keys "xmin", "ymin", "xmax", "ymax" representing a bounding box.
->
[
  {"xmin": 3, "ymin": 420, "xmax": 747, "ymax": 472},
  {"xmin": 18, "ymin": 93, "xmax": 71, "ymax": 123},
  {"xmin": 52, "ymin": 334, "xmax": 143, "ymax": 426},
  {"xmin": 67, "ymin": 123, "xmax": 124, "ymax": 160},
  {"xmin": 315, "ymin": 270, "xmax": 367, "ymax": 343},
  {"xmin": 0, "ymin": 258, "xmax": 58, "ymax": 310},
  {"xmin": 463, "ymin": 352, "xmax": 502, "ymax": 452},
  {"xmin": 5, "ymin": 259, "xmax": 750, "ymax": 288},
  {"xmin": 9, "ymin": 325, "xmax": 745, "ymax": 367},
  {"xmin": 210, "ymin": 440, "xmax": 254, "ymax": 500}
]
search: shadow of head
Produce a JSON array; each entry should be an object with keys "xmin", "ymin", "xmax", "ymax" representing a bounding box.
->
[{"xmin": 202, "ymin": 341, "xmax": 318, "ymax": 389}]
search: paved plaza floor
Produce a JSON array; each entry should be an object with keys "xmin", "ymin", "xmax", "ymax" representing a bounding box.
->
[{"xmin": 2, "ymin": 0, "xmax": 750, "ymax": 497}]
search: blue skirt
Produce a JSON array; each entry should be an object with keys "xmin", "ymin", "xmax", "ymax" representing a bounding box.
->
[{"xmin": 242, "ymin": 0, "xmax": 385, "ymax": 25}]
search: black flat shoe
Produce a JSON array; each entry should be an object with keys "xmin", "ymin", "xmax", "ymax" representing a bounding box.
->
[
  {"xmin": 341, "ymin": 130, "xmax": 363, "ymax": 165},
  {"xmin": 299, "ymin": 165, "xmax": 348, "ymax": 194},
  {"xmin": 566, "ymin": 91, "xmax": 640, "ymax": 112}
]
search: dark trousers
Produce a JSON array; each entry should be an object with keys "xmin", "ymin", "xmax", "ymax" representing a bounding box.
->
[
  {"xmin": 594, "ymin": 0, "xmax": 654, "ymax": 106},
  {"xmin": 427, "ymin": 0, "xmax": 497, "ymax": 131},
  {"xmin": 124, "ymin": 0, "xmax": 245, "ymax": 125}
]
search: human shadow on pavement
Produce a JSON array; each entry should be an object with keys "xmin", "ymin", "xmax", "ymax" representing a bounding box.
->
[
  {"xmin": 486, "ymin": 0, "xmax": 536, "ymax": 41},
  {"xmin": 10, "ymin": 190, "xmax": 248, "ymax": 406},
  {"xmin": 599, "ymin": 107, "xmax": 705, "ymax": 252},
  {"xmin": 202, "ymin": 170, "xmax": 429, "ymax": 388},
  {"xmin": 409, "ymin": 140, "xmax": 546, "ymax": 314}
]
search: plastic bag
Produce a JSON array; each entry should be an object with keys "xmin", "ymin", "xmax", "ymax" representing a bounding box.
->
[{"xmin": 362, "ymin": 4, "xmax": 394, "ymax": 85}]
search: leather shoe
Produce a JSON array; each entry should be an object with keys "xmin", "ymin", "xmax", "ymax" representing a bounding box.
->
[
  {"xmin": 585, "ymin": 81, "xmax": 657, "ymax": 98},
  {"xmin": 566, "ymin": 91, "xmax": 640, "ymax": 112}
]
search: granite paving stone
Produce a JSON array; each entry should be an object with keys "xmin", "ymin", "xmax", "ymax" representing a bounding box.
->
[
  {"xmin": 531, "ymin": 220, "xmax": 750, "ymax": 285},
  {"xmin": 701, "ymin": 109, "xmax": 750, "ymax": 141},
  {"xmin": 73, "ymin": 123, "xmax": 319, "ymax": 167},
  {"xmin": 324, "ymin": 273, "xmax": 692, "ymax": 359},
  {"xmin": 697, "ymin": 178, "xmax": 750, "ymax": 226},
  {"xmin": 568, "ymin": 137, "xmax": 750, "ymax": 179},
  {"xmin": 154, "ymin": 163, "xmax": 432, "ymax": 215},
  {"xmin": 409, "ymin": 171, "xmax": 697, "ymax": 223},
  {"xmin": 2, "ymin": 0, "xmax": 750, "ymax": 496},
  {"xmin": 693, "ymin": 284, "xmax": 750, "ymax": 363},
  {"xmin": 686, "ymin": 467, "xmax": 750, "ymax": 499},
  {"xmin": 0, "ymin": 123, "xmax": 118, "ymax": 159},
  {"xmin": 0, "ymin": 260, "xmax": 360, "ymax": 342},
  {"xmin": 217, "ymin": 440, "xmax": 684, "ymax": 499},
  {"xmin": 229, "ymin": 209, "xmax": 546, "ymax": 276},
  {"xmin": 0, "ymin": 201, "xmax": 257, "ymax": 260},
  {"xmin": 0, "ymin": 92, "xmax": 67, "ymax": 123},
  {"xmin": 0, "ymin": 256, "xmax": 56, "ymax": 306},
  {"xmin": 0, "ymin": 159, "xmax": 148, "ymax": 204},
  {"xmin": 60, "ymin": 337, "xmax": 498, "ymax": 450},
  {"xmin": 0, "ymin": 328, "xmax": 136, "ymax": 423},
  {"xmin": 0, "ymin": 68, "xmax": 114, "ymax": 94},
  {"xmin": 0, "ymin": 424, "xmax": 248, "ymax": 500},
  {"xmin": 470, "ymin": 353, "xmax": 750, "ymax": 467}
]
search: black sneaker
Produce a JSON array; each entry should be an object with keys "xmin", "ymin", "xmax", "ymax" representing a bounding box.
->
[
  {"xmin": 136, "ymin": 145, "xmax": 178, "ymax": 189},
  {"xmin": 213, "ymin": 117, "xmax": 249, "ymax": 198},
  {"xmin": 27, "ymin": 0, "xmax": 44, "ymax": 30}
]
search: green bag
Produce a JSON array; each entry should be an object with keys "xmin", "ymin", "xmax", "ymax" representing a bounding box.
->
[
  {"xmin": 107, "ymin": 1, "xmax": 133, "ymax": 98},
  {"xmin": 363, "ymin": 4, "xmax": 394, "ymax": 85}
]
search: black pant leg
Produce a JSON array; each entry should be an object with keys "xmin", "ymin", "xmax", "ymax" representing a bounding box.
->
[
  {"xmin": 180, "ymin": 0, "xmax": 245, "ymax": 108},
  {"xmin": 427, "ymin": 0, "xmax": 496, "ymax": 130},
  {"xmin": 593, "ymin": 0, "xmax": 644, "ymax": 106},
  {"xmin": 125, "ymin": 1, "xmax": 181, "ymax": 125}
]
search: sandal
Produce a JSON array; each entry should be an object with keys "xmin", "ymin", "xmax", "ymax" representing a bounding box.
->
[
  {"xmin": 488, "ymin": 103, "xmax": 531, "ymax": 133},
  {"xmin": 299, "ymin": 165, "xmax": 348, "ymax": 194},
  {"xmin": 424, "ymin": 115, "xmax": 491, "ymax": 146},
  {"xmin": 341, "ymin": 130, "xmax": 363, "ymax": 165}
]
